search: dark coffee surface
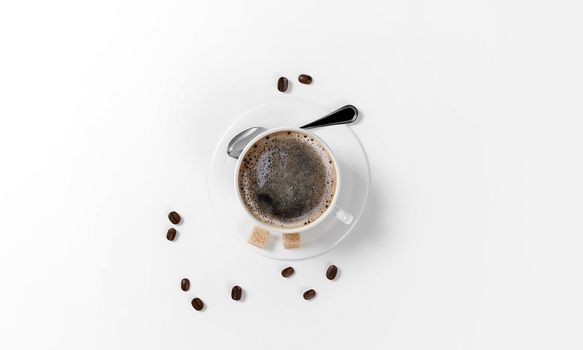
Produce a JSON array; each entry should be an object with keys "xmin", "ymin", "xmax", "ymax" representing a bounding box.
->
[{"xmin": 238, "ymin": 130, "xmax": 336, "ymax": 229}]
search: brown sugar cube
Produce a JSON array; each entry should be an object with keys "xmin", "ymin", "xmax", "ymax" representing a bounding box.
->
[
  {"xmin": 247, "ymin": 226, "xmax": 271, "ymax": 248},
  {"xmin": 282, "ymin": 233, "xmax": 301, "ymax": 249}
]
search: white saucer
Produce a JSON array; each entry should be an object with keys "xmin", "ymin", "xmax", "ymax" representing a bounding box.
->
[{"xmin": 208, "ymin": 99, "xmax": 370, "ymax": 260}]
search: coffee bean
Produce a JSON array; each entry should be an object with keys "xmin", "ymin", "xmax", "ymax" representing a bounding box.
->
[
  {"xmin": 298, "ymin": 74, "xmax": 312, "ymax": 84},
  {"xmin": 166, "ymin": 228, "xmax": 177, "ymax": 241},
  {"xmin": 281, "ymin": 266, "xmax": 295, "ymax": 278},
  {"xmin": 181, "ymin": 278, "xmax": 190, "ymax": 291},
  {"xmin": 231, "ymin": 285, "xmax": 242, "ymax": 301},
  {"xmin": 326, "ymin": 265, "xmax": 338, "ymax": 280},
  {"xmin": 191, "ymin": 297, "xmax": 204, "ymax": 311},
  {"xmin": 168, "ymin": 211, "xmax": 181, "ymax": 224},
  {"xmin": 303, "ymin": 289, "xmax": 316, "ymax": 300},
  {"xmin": 277, "ymin": 77, "xmax": 288, "ymax": 92}
]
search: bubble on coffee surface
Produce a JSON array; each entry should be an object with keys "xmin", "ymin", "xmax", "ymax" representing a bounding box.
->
[{"xmin": 238, "ymin": 130, "xmax": 337, "ymax": 229}]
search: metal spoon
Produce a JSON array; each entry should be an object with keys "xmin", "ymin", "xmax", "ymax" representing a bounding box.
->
[{"xmin": 226, "ymin": 104, "xmax": 358, "ymax": 158}]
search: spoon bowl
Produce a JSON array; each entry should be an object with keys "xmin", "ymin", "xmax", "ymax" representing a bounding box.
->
[{"xmin": 227, "ymin": 127, "xmax": 267, "ymax": 159}]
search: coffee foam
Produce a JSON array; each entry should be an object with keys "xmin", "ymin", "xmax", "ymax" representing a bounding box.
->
[{"xmin": 238, "ymin": 130, "xmax": 337, "ymax": 230}]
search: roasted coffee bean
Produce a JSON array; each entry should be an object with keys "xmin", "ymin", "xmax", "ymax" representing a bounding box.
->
[
  {"xmin": 298, "ymin": 74, "xmax": 312, "ymax": 84},
  {"xmin": 181, "ymin": 278, "xmax": 190, "ymax": 291},
  {"xmin": 231, "ymin": 285, "xmax": 242, "ymax": 301},
  {"xmin": 326, "ymin": 265, "xmax": 338, "ymax": 280},
  {"xmin": 168, "ymin": 211, "xmax": 181, "ymax": 224},
  {"xmin": 277, "ymin": 77, "xmax": 288, "ymax": 92},
  {"xmin": 303, "ymin": 289, "xmax": 316, "ymax": 300},
  {"xmin": 281, "ymin": 266, "xmax": 295, "ymax": 278},
  {"xmin": 191, "ymin": 297, "xmax": 204, "ymax": 311},
  {"xmin": 166, "ymin": 228, "xmax": 177, "ymax": 241}
]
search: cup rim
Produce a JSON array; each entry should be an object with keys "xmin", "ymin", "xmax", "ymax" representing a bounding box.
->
[{"xmin": 234, "ymin": 126, "xmax": 341, "ymax": 234}]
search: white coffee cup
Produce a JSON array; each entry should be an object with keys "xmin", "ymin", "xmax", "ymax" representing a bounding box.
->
[{"xmin": 234, "ymin": 127, "xmax": 353, "ymax": 233}]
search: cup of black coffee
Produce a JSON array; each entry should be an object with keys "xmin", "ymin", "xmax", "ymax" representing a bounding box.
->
[{"xmin": 235, "ymin": 127, "xmax": 352, "ymax": 233}]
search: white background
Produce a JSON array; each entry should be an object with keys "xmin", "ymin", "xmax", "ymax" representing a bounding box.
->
[{"xmin": 1, "ymin": 0, "xmax": 582, "ymax": 349}]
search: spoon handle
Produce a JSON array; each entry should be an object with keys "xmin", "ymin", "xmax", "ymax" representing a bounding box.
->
[{"xmin": 300, "ymin": 105, "xmax": 358, "ymax": 130}]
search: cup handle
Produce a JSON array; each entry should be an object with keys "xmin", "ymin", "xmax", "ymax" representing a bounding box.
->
[{"xmin": 333, "ymin": 206, "xmax": 353, "ymax": 225}]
